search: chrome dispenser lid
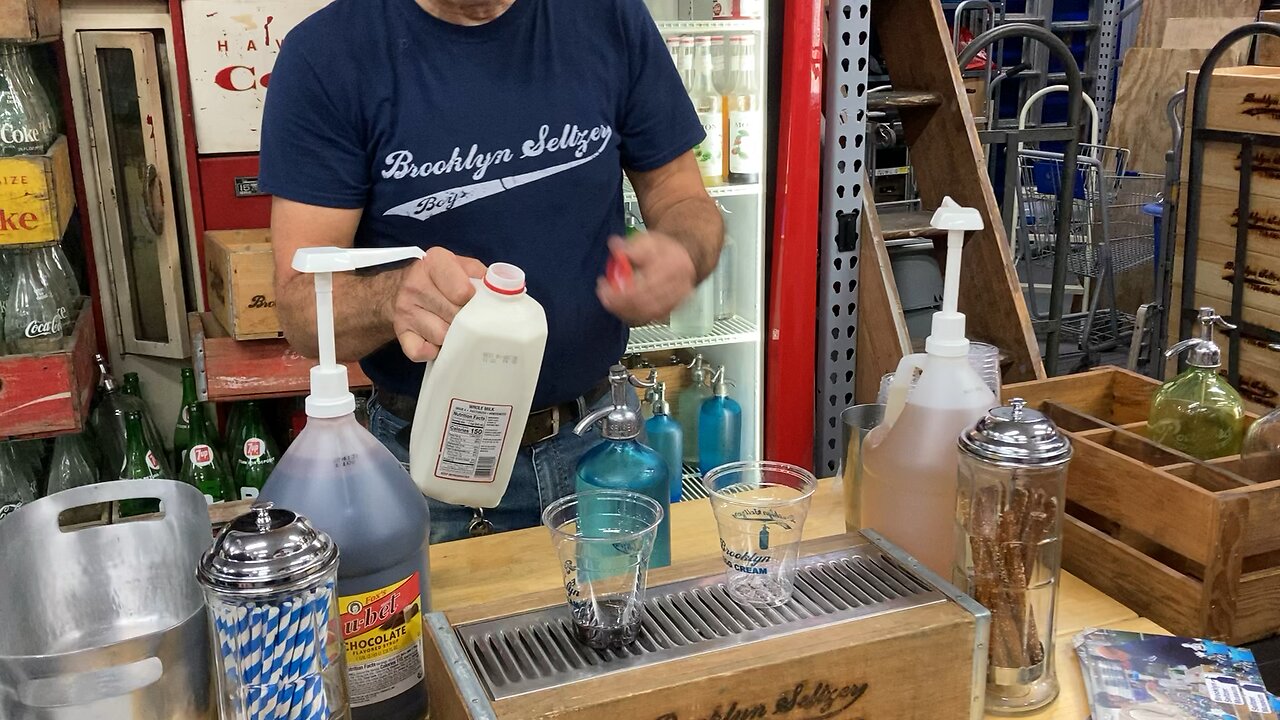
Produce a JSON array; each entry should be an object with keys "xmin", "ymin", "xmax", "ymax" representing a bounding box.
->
[
  {"xmin": 574, "ymin": 364, "xmax": 651, "ymax": 441},
  {"xmin": 958, "ymin": 398, "xmax": 1073, "ymax": 467},
  {"xmin": 197, "ymin": 503, "xmax": 338, "ymax": 596}
]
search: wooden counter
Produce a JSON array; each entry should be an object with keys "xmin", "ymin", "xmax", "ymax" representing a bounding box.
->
[{"xmin": 428, "ymin": 478, "xmax": 1164, "ymax": 719}]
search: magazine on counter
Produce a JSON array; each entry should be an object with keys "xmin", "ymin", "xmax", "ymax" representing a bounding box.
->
[{"xmin": 1075, "ymin": 628, "xmax": 1279, "ymax": 719}]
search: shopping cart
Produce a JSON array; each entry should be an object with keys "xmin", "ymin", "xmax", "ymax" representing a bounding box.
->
[{"xmin": 1014, "ymin": 144, "xmax": 1162, "ymax": 367}]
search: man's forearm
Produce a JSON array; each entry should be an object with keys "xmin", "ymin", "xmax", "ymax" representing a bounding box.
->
[
  {"xmin": 648, "ymin": 195, "xmax": 724, "ymax": 283},
  {"xmin": 277, "ymin": 267, "xmax": 401, "ymax": 361}
]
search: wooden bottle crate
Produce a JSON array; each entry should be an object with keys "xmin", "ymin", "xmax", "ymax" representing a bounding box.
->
[
  {"xmin": 1005, "ymin": 366, "xmax": 1280, "ymax": 644},
  {"xmin": 204, "ymin": 228, "xmax": 282, "ymax": 340},
  {"xmin": 0, "ymin": 302, "xmax": 97, "ymax": 438}
]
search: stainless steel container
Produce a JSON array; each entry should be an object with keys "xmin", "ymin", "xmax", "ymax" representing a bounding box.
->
[
  {"xmin": 198, "ymin": 504, "xmax": 348, "ymax": 720},
  {"xmin": 955, "ymin": 398, "xmax": 1073, "ymax": 713},
  {"xmin": 0, "ymin": 479, "xmax": 214, "ymax": 719}
]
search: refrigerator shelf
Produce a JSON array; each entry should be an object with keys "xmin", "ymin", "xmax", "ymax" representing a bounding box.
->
[
  {"xmin": 657, "ymin": 19, "xmax": 763, "ymax": 34},
  {"xmin": 626, "ymin": 314, "xmax": 759, "ymax": 354},
  {"xmin": 623, "ymin": 182, "xmax": 760, "ymax": 204}
]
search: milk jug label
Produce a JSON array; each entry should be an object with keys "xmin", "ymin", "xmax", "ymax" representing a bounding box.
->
[
  {"xmin": 340, "ymin": 572, "xmax": 425, "ymax": 707},
  {"xmin": 435, "ymin": 399, "xmax": 513, "ymax": 482}
]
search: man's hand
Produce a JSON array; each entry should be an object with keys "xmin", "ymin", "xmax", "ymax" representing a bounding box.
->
[
  {"xmin": 596, "ymin": 232, "xmax": 698, "ymax": 326},
  {"xmin": 388, "ymin": 246, "xmax": 488, "ymax": 362}
]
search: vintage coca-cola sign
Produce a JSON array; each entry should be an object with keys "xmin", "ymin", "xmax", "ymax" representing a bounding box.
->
[{"xmin": 181, "ymin": 0, "xmax": 333, "ymax": 154}]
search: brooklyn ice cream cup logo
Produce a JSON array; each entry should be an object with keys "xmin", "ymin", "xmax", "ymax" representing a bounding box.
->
[{"xmin": 721, "ymin": 539, "xmax": 772, "ymax": 575}]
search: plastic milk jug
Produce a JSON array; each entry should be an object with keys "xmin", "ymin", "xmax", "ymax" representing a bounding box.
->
[{"xmin": 410, "ymin": 263, "xmax": 547, "ymax": 507}]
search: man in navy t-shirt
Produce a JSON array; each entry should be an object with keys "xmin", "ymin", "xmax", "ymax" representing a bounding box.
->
[{"xmin": 260, "ymin": 0, "xmax": 721, "ymax": 542}]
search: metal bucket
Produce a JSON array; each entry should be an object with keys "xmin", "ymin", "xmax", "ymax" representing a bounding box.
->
[{"xmin": 0, "ymin": 480, "xmax": 214, "ymax": 719}]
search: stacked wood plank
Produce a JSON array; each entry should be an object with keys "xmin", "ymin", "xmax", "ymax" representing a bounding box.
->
[
  {"xmin": 1107, "ymin": 1, "xmax": 1256, "ymax": 175},
  {"xmin": 1173, "ymin": 66, "xmax": 1280, "ymax": 414}
]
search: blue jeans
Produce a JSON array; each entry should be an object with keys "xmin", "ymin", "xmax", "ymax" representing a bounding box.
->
[{"xmin": 368, "ymin": 388, "xmax": 628, "ymax": 544}]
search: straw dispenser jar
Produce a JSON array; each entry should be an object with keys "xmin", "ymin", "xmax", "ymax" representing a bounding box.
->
[{"xmin": 198, "ymin": 505, "xmax": 348, "ymax": 720}]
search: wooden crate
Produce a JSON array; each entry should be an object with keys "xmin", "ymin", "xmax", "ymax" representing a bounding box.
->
[
  {"xmin": 1006, "ymin": 366, "xmax": 1280, "ymax": 644},
  {"xmin": 0, "ymin": 0, "xmax": 59, "ymax": 41},
  {"xmin": 0, "ymin": 303, "xmax": 97, "ymax": 438},
  {"xmin": 205, "ymin": 228, "xmax": 282, "ymax": 340},
  {"xmin": 1187, "ymin": 66, "xmax": 1280, "ymax": 138},
  {"xmin": 190, "ymin": 312, "xmax": 370, "ymax": 402},
  {"xmin": 0, "ymin": 136, "xmax": 74, "ymax": 246}
]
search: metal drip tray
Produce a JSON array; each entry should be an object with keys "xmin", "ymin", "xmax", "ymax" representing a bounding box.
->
[{"xmin": 454, "ymin": 546, "xmax": 945, "ymax": 700}]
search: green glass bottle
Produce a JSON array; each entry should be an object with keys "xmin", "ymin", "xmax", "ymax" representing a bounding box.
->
[
  {"xmin": 231, "ymin": 401, "xmax": 277, "ymax": 500},
  {"xmin": 180, "ymin": 402, "xmax": 233, "ymax": 504},
  {"xmin": 122, "ymin": 372, "xmax": 142, "ymax": 397},
  {"xmin": 173, "ymin": 368, "xmax": 198, "ymax": 470},
  {"xmin": 118, "ymin": 411, "xmax": 163, "ymax": 517},
  {"xmin": 1149, "ymin": 308, "xmax": 1246, "ymax": 460}
]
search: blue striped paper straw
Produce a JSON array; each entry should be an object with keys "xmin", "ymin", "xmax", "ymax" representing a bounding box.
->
[
  {"xmin": 306, "ymin": 674, "xmax": 328, "ymax": 720},
  {"xmin": 269, "ymin": 600, "xmax": 303, "ymax": 685}
]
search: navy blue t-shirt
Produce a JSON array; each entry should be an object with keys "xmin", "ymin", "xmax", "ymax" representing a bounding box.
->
[{"xmin": 260, "ymin": 0, "xmax": 702, "ymax": 409}]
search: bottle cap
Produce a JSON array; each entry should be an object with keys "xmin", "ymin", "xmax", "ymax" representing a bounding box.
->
[
  {"xmin": 958, "ymin": 398, "xmax": 1073, "ymax": 467},
  {"xmin": 197, "ymin": 503, "xmax": 339, "ymax": 598},
  {"xmin": 484, "ymin": 263, "xmax": 526, "ymax": 295}
]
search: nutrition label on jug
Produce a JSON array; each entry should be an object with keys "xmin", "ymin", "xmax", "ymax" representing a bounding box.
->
[{"xmin": 436, "ymin": 399, "xmax": 513, "ymax": 482}]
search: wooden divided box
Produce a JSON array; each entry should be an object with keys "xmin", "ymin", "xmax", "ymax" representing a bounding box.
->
[
  {"xmin": 1006, "ymin": 367, "xmax": 1280, "ymax": 644},
  {"xmin": 0, "ymin": 304, "xmax": 98, "ymax": 438},
  {"xmin": 0, "ymin": 0, "xmax": 60, "ymax": 41},
  {"xmin": 0, "ymin": 136, "xmax": 74, "ymax": 246},
  {"xmin": 204, "ymin": 228, "xmax": 281, "ymax": 340}
]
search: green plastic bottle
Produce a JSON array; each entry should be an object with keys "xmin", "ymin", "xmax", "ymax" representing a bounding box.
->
[{"xmin": 1149, "ymin": 308, "xmax": 1246, "ymax": 460}]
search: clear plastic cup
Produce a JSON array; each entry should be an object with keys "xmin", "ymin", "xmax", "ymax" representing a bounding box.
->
[
  {"xmin": 704, "ymin": 461, "xmax": 818, "ymax": 607},
  {"xmin": 542, "ymin": 490, "xmax": 663, "ymax": 649}
]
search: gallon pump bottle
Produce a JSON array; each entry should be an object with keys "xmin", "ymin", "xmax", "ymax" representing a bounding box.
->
[
  {"xmin": 260, "ymin": 247, "xmax": 432, "ymax": 720},
  {"xmin": 574, "ymin": 365, "xmax": 671, "ymax": 568},
  {"xmin": 859, "ymin": 198, "xmax": 996, "ymax": 578},
  {"xmin": 410, "ymin": 263, "xmax": 547, "ymax": 507},
  {"xmin": 1150, "ymin": 307, "xmax": 1246, "ymax": 460}
]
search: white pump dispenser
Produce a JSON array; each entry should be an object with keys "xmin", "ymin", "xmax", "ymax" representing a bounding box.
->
[
  {"xmin": 291, "ymin": 246, "xmax": 426, "ymax": 418},
  {"xmin": 859, "ymin": 197, "xmax": 997, "ymax": 578}
]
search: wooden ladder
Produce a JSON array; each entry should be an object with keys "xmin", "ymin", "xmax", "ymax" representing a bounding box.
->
[{"xmin": 854, "ymin": 0, "xmax": 1045, "ymax": 404}]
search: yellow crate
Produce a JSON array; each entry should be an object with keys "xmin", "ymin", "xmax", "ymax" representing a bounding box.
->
[{"xmin": 0, "ymin": 136, "xmax": 74, "ymax": 246}]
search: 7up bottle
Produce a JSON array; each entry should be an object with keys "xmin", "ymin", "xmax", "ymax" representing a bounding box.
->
[
  {"xmin": 118, "ymin": 411, "xmax": 165, "ymax": 517},
  {"xmin": 231, "ymin": 401, "xmax": 277, "ymax": 500},
  {"xmin": 180, "ymin": 402, "xmax": 232, "ymax": 504}
]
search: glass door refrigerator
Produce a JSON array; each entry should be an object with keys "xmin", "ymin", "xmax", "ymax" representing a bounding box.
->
[{"xmin": 633, "ymin": 0, "xmax": 770, "ymax": 493}]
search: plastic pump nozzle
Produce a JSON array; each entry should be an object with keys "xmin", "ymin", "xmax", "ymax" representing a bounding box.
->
[
  {"xmin": 1165, "ymin": 306, "xmax": 1235, "ymax": 369},
  {"xmin": 291, "ymin": 246, "xmax": 426, "ymax": 418},
  {"xmin": 926, "ymin": 196, "xmax": 984, "ymax": 359},
  {"xmin": 882, "ymin": 198, "xmax": 984, "ymax": 426}
]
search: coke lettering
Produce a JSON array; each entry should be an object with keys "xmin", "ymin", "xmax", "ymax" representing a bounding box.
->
[
  {"xmin": 213, "ymin": 65, "xmax": 271, "ymax": 92},
  {"xmin": 24, "ymin": 306, "xmax": 67, "ymax": 338},
  {"xmin": 0, "ymin": 124, "xmax": 40, "ymax": 146},
  {"xmin": 0, "ymin": 209, "xmax": 38, "ymax": 232}
]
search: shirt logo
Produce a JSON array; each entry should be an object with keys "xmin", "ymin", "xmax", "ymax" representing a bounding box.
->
[{"xmin": 381, "ymin": 123, "xmax": 613, "ymax": 222}]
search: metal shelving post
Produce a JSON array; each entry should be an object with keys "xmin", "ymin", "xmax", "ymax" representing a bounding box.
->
[{"xmin": 814, "ymin": 0, "xmax": 872, "ymax": 475}]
